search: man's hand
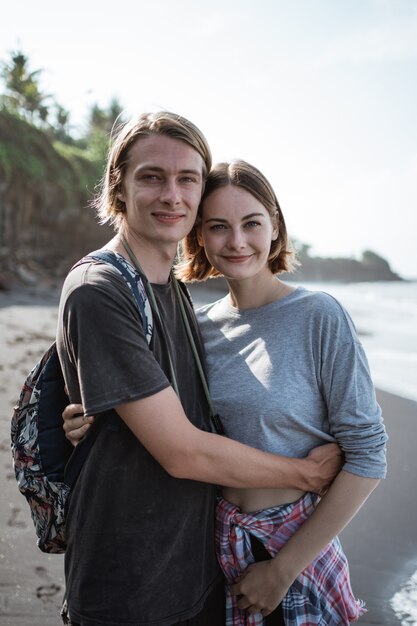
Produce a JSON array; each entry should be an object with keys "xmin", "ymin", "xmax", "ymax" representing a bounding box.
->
[
  {"xmin": 230, "ymin": 558, "xmax": 292, "ymax": 616},
  {"xmin": 302, "ymin": 443, "xmax": 344, "ymax": 494},
  {"xmin": 62, "ymin": 403, "xmax": 94, "ymax": 446}
]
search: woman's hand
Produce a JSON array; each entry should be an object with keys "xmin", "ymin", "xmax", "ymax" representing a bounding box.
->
[
  {"xmin": 62, "ymin": 403, "xmax": 94, "ymax": 446},
  {"xmin": 230, "ymin": 557, "xmax": 292, "ymax": 616}
]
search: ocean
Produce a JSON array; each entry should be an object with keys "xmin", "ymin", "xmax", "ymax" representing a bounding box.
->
[{"xmin": 299, "ymin": 280, "xmax": 417, "ymax": 404}]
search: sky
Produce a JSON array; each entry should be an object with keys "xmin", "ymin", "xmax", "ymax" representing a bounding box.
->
[{"xmin": 1, "ymin": 0, "xmax": 416, "ymax": 278}]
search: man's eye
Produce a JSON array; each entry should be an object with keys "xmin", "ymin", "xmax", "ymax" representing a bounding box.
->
[
  {"xmin": 181, "ymin": 176, "xmax": 198, "ymax": 184},
  {"xmin": 141, "ymin": 174, "xmax": 159, "ymax": 181}
]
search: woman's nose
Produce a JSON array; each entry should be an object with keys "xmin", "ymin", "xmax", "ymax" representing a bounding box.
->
[{"xmin": 227, "ymin": 228, "xmax": 246, "ymax": 249}]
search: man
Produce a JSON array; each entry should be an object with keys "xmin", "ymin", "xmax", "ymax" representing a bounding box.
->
[{"xmin": 57, "ymin": 111, "xmax": 341, "ymax": 626}]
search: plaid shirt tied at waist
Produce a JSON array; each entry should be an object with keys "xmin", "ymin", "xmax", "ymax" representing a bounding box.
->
[{"xmin": 216, "ymin": 493, "xmax": 366, "ymax": 625}]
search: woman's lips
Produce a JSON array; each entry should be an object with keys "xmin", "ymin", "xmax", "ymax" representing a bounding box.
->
[{"xmin": 222, "ymin": 255, "xmax": 253, "ymax": 263}]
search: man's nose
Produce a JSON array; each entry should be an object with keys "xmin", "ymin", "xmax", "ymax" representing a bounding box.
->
[{"xmin": 160, "ymin": 180, "xmax": 181, "ymax": 206}]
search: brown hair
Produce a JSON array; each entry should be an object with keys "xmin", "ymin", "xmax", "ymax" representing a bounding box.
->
[
  {"xmin": 177, "ymin": 160, "xmax": 297, "ymax": 281},
  {"xmin": 93, "ymin": 111, "xmax": 212, "ymax": 230}
]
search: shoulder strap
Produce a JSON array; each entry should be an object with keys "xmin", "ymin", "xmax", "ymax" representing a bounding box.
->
[{"xmin": 172, "ymin": 278, "xmax": 225, "ymax": 435}]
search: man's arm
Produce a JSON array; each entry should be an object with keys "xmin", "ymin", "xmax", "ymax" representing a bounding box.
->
[
  {"xmin": 63, "ymin": 387, "xmax": 343, "ymax": 492},
  {"xmin": 230, "ymin": 471, "xmax": 379, "ymax": 615}
]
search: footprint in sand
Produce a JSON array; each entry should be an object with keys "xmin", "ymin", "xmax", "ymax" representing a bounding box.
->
[
  {"xmin": 35, "ymin": 566, "xmax": 62, "ymax": 601},
  {"xmin": 7, "ymin": 506, "xmax": 26, "ymax": 529},
  {"xmin": 36, "ymin": 583, "xmax": 61, "ymax": 601},
  {"xmin": 35, "ymin": 566, "xmax": 49, "ymax": 579}
]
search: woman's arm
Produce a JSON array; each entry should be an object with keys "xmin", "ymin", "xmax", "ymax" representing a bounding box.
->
[
  {"xmin": 230, "ymin": 471, "xmax": 379, "ymax": 615},
  {"xmin": 62, "ymin": 393, "xmax": 343, "ymax": 493}
]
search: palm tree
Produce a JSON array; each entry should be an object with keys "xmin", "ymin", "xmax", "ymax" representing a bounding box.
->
[{"xmin": 0, "ymin": 50, "xmax": 49, "ymax": 123}]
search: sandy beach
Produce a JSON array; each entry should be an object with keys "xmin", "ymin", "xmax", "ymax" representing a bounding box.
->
[{"xmin": 1, "ymin": 284, "xmax": 416, "ymax": 625}]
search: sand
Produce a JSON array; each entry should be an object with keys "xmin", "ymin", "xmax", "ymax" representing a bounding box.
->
[{"xmin": 0, "ymin": 284, "xmax": 416, "ymax": 625}]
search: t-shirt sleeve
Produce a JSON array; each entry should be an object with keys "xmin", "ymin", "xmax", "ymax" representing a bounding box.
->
[
  {"xmin": 320, "ymin": 301, "xmax": 388, "ymax": 479},
  {"xmin": 60, "ymin": 266, "xmax": 170, "ymax": 415}
]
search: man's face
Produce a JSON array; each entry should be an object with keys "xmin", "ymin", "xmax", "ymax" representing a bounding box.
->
[{"xmin": 118, "ymin": 134, "xmax": 204, "ymax": 249}]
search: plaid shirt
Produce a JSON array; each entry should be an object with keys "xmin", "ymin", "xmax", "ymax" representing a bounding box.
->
[{"xmin": 216, "ymin": 493, "xmax": 366, "ymax": 625}]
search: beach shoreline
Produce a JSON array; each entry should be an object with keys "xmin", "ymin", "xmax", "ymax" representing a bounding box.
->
[{"xmin": 1, "ymin": 285, "xmax": 416, "ymax": 625}]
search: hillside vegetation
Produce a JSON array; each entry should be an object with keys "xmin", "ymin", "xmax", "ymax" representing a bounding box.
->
[{"xmin": 0, "ymin": 110, "xmax": 111, "ymax": 286}]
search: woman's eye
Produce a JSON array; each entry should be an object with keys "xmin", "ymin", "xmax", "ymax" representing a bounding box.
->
[
  {"xmin": 210, "ymin": 223, "xmax": 227, "ymax": 231},
  {"xmin": 245, "ymin": 221, "xmax": 261, "ymax": 228}
]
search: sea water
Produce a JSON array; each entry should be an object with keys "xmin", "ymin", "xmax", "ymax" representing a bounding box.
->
[{"xmin": 301, "ymin": 280, "xmax": 417, "ymax": 404}]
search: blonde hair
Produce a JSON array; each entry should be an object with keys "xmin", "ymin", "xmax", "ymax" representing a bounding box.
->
[
  {"xmin": 178, "ymin": 160, "xmax": 297, "ymax": 282},
  {"xmin": 93, "ymin": 111, "xmax": 212, "ymax": 230}
]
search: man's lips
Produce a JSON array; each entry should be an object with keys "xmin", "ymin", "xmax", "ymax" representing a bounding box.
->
[{"xmin": 152, "ymin": 212, "xmax": 185, "ymax": 223}]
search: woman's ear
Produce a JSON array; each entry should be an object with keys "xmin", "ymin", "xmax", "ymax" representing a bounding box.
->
[
  {"xmin": 115, "ymin": 181, "xmax": 125, "ymax": 203},
  {"xmin": 272, "ymin": 221, "xmax": 279, "ymax": 241},
  {"xmin": 196, "ymin": 228, "xmax": 204, "ymax": 247}
]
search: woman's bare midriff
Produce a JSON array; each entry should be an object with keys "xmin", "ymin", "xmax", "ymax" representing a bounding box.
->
[{"xmin": 221, "ymin": 487, "xmax": 306, "ymax": 514}]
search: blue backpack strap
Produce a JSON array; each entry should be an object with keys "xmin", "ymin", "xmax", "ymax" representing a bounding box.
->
[{"xmin": 79, "ymin": 250, "xmax": 148, "ymax": 335}]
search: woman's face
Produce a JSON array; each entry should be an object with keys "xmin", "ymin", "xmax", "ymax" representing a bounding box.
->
[{"xmin": 199, "ymin": 185, "xmax": 278, "ymax": 281}]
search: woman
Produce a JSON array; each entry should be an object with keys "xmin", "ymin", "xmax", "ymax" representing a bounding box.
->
[
  {"xmin": 177, "ymin": 160, "xmax": 387, "ymax": 624},
  {"xmin": 65, "ymin": 159, "xmax": 387, "ymax": 624}
]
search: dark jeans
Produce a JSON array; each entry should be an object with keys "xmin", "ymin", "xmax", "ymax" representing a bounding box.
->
[
  {"xmin": 250, "ymin": 535, "xmax": 285, "ymax": 626},
  {"xmin": 70, "ymin": 581, "xmax": 225, "ymax": 626}
]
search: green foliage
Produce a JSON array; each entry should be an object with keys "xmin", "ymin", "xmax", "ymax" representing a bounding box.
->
[
  {"xmin": 0, "ymin": 50, "xmax": 50, "ymax": 125},
  {"xmin": 0, "ymin": 109, "xmax": 104, "ymax": 208},
  {"xmin": 54, "ymin": 140, "xmax": 105, "ymax": 198},
  {"xmin": 0, "ymin": 109, "xmax": 55, "ymax": 181},
  {"xmin": 84, "ymin": 97, "xmax": 125, "ymax": 162}
]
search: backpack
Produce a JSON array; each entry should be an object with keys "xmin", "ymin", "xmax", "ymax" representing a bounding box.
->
[{"xmin": 10, "ymin": 250, "xmax": 153, "ymax": 553}]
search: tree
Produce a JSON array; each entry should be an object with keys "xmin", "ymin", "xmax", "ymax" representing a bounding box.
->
[
  {"xmin": 85, "ymin": 97, "xmax": 125, "ymax": 160},
  {"xmin": 0, "ymin": 50, "xmax": 50, "ymax": 124},
  {"xmin": 50, "ymin": 103, "xmax": 72, "ymax": 142}
]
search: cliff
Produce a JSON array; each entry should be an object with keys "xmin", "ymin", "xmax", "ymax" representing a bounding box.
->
[
  {"xmin": 286, "ymin": 246, "xmax": 402, "ymax": 283},
  {"xmin": 0, "ymin": 110, "xmax": 111, "ymax": 288}
]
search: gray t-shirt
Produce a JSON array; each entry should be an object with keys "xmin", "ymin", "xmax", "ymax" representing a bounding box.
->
[
  {"xmin": 197, "ymin": 287, "xmax": 387, "ymax": 479},
  {"xmin": 56, "ymin": 258, "xmax": 221, "ymax": 626}
]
